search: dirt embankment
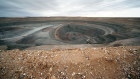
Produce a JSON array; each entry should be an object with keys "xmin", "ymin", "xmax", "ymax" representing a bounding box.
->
[{"xmin": 0, "ymin": 46, "xmax": 140, "ymax": 79}]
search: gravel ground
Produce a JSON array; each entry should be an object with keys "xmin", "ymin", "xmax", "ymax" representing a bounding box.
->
[{"xmin": 0, "ymin": 46, "xmax": 140, "ymax": 79}]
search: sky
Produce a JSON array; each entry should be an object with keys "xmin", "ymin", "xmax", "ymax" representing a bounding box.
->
[{"xmin": 0, "ymin": 0, "xmax": 140, "ymax": 17}]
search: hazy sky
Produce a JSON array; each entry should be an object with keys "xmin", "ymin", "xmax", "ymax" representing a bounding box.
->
[{"xmin": 0, "ymin": 0, "xmax": 140, "ymax": 17}]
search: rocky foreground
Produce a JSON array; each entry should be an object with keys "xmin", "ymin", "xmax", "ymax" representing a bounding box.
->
[{"xmin": 0, "ymin": 46, "xmax": 140, "ymax": 79}]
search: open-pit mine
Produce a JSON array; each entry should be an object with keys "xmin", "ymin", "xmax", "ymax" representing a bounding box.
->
[{"xmin": 0, "ymin": 17, "xmax": 140, "ymax": 79}]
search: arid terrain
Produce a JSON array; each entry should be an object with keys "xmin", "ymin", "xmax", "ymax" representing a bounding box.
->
[
  {"xmin": 0, "ymin": 46, "xmax": 140, "ymax": 79},
  {"xmin": 0, "ymin": 17, "xmax": 140, "ymax": 49},
  {"xmin": 0, "ymin": 17, "xmax": 140, "ymax": 79}
]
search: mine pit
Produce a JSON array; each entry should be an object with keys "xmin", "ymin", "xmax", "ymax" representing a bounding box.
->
[
  {"xmin": 54, "ymin": 24, "xmax": 117, "ymax": 44},
  {"xmin": 0, "ymin": 17, "xmax": 140, "ymax": 79},
  {"xmin": 0, "ymin": 18, "xmax": 140, "ymax": 50}
]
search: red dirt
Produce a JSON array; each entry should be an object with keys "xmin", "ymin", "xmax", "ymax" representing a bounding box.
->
[{"xmin": 0, "ymin": 46, "xmax": 140, "ymax": 79}]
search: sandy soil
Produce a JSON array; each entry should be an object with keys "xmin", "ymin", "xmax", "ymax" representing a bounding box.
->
[{"xmin": 0, "ymin": 46, "xmax": 140, "ymax": 79}]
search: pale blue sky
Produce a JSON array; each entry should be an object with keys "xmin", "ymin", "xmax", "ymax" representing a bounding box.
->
[{"xmin": 0, "ymin": 0, "xmax": 140, "ymax": 17}]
